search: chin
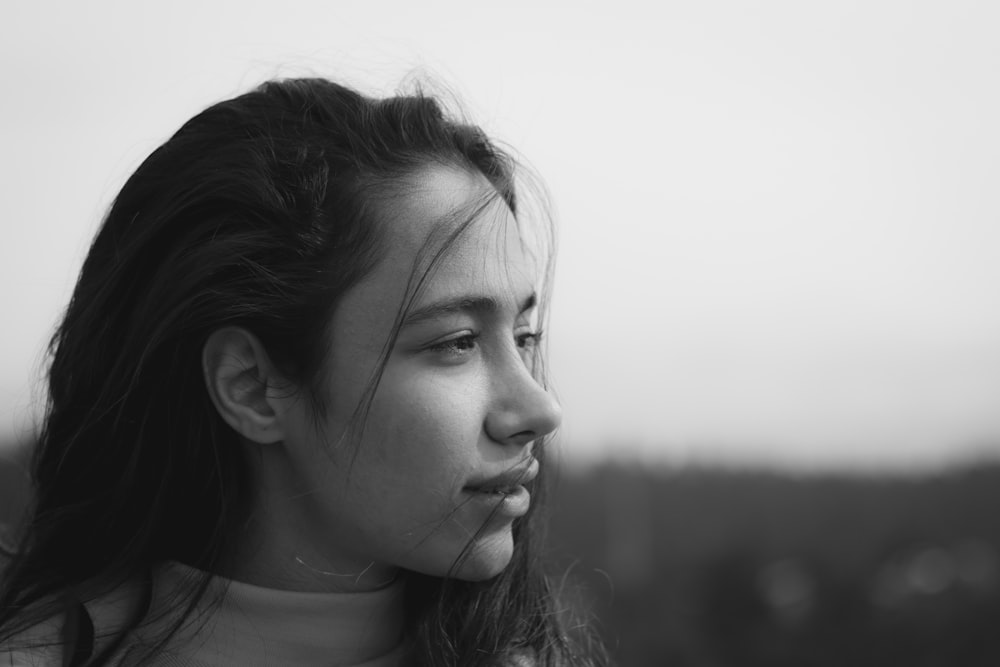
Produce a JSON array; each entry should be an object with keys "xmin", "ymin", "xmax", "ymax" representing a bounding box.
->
[
  {"xmin": 401, "ymin": 522, "xmax": 518, "ymax": 581},
  {"xmin": 450, "ymin": 531, "xmax": 516, "ymax": 581}
]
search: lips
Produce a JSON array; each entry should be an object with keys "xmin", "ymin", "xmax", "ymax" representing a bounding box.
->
[
  {"xmin": 477, "ymin": 485, "xmax": 519, "ymax": 495},
  {"xmin": 464, "ymin": 458, "xmax": 539, "ymax": 494},
  {"xmin": 464, "ymin": 476, "xmax": 534, "ymax": 518}
]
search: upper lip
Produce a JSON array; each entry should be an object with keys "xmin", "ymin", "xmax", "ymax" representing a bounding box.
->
[{"xmin": 465, "ymin": 459, "xmax": 539, "ymax": 491}]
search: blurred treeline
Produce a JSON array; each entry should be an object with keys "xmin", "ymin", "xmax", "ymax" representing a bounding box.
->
[
  {"xmin": 3, "ymin": 445, "xmax": 999, "ymax": 666},
  {"xmin": 548, "ymin": 461, "xmax": 1000, "ymax": 666}
]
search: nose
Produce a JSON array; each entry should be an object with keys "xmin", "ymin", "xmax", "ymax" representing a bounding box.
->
[{"xmin": 485, "ymin": 361, "xmax": 563, "ymax": 447}]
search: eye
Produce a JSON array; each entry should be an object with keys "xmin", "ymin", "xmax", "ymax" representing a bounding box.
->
[
  {"xmin": 427, "ymin": 333, "xmax": 480, "ymax": 359},
  {"xmin": 515, "ymin": 330, "xmax": 543, "ymax": 351}
]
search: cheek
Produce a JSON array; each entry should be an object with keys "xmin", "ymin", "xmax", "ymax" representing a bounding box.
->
[
  {"xmin": 320, "ymin": 366, "xmax": 516, "ymax": 577},
  {"xmin": 367, "ymin": 365, "xmax": 487, "ymax": 465},
  {"xmin": 344, "ymin": 370, "xmax": 489, "ymax": 526}
]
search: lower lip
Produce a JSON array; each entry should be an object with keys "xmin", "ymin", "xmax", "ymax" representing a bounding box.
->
[{"xmin": 465, "ymin": 485, "xmax": 531, "ymax": 517}]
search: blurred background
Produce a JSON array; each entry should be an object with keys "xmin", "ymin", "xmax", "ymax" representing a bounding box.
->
[{"xmin": 3, "ymin": 1, "xmax": 1000, "ymax": 664}]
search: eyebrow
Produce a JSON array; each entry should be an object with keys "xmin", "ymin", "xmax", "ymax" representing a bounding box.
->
[{"xmin": 402, "ymin": 292, "xmax": 537, "ymax": 327}]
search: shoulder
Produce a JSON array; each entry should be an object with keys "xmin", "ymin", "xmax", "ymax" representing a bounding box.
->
[
  {"xmin": 2, "ymin": 646, "xmax": 63, "ymax": 667},
  {"xmin": 0, "ymin": 614, "xmax": 65, "ymax": 667},
  {"xmin": 0, "ymin": 548, "xmax": 56, "ymax": 665},
  {"xmin": 0, "ymin": 578, "xmax": 144, "ymax": 667},
  {"xmin": 1, "ymin": 547, "xmax": 66, "ymax": 666}
]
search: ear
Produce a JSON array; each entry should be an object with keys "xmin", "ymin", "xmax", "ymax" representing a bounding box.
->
[{"xmin": 202, "ymin": 327, "xmax": 295, "ymax": 444}]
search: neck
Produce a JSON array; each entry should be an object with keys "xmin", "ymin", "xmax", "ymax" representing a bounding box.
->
[
  {"xmin": 227, "ymin": 443, "xmax": 401, "ymax": 593},
  {"xmin": 222, "ymin": 517, "xmax": 401, "ymax": 593}
]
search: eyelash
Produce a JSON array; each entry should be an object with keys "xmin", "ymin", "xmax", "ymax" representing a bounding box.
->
[
  {"xmin": 427, "ymin": 330, "xmax": 544, "ymax": 357},
  {"xmin": 516, "ymin": 330, "xmax": 544, "ymax": 350},
  {"xmin": 429, "ymin": 333, "xmax": 480, "ymax": 356}
]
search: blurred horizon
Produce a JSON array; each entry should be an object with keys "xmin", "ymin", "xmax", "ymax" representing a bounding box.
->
[
  {"xmin": 3, "ymin": 1, "xmax": 1000, "ymax": 472},
  {"xmin": 5, "ymin": 434, "xmax": 999, "ymax": 665},
  {"xmin": 4, "ymin": 429, "xmax": 1000, "ymax": 478}
]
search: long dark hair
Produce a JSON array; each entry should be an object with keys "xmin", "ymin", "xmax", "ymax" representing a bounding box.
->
[{"xmin": 0, "ymin": 78, "xmax": 607, "ymax": 665}]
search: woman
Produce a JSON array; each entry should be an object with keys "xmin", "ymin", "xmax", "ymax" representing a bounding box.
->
[{"xmin": 0, "ymin": 78, "xmax": 606, "ymax": 666}]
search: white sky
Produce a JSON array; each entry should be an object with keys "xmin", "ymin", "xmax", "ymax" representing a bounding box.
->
[{"xmin": 2, "ymin": 0, "xmax": 1000, "ymax": 471}]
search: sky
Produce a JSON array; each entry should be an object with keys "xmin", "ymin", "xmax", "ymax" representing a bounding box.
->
[{"xmin": 2, "ymin": 0, "xmax": 999, "ymax": 472}]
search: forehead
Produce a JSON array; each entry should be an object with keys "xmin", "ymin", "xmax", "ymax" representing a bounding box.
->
[
  {"xmin": 333, "ymin": 165, "xmax": 541, "ymax": 333},
  {"xmin": 380, "ymin": 165, "xmax": 515, "ymax": 260},
  {"xmin": 395, "ymin": 166, "xmax": 482, "ymax": 239}
]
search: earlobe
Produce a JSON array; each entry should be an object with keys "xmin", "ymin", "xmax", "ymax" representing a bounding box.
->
[{"xmin": 202, "ymin": 327, "xmax": 290, "ymax": 444}]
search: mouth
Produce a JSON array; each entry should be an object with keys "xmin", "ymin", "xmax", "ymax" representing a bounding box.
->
[
  {"xmin": 465, "ymin": 459, "xmax": 539, "ymax": 495},
  {"xmin": 463, "ymin": 484, "xmax": 531, "ymax": 517},
  {"xmin": 471, "ymin": 484, "xmax": 520, "ymax": 496},
  {"xmin": 462, "ymin": 460, "xmax": 539, "ymax": 517}
]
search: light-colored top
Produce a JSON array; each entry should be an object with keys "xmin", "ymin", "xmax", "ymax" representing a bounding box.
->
[{"xmin": 3, "ymin": 562, "xmax": 409, "ymax": 666}]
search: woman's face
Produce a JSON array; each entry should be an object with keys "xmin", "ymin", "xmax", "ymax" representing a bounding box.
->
[{"xmin": 270, "ymin": 165, "xmax": 561, "ymax": 588}]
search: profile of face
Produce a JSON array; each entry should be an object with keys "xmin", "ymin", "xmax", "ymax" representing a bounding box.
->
[{"xmin": 216, "ymin": 165, "xmax": 562, "ymax": 590}]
